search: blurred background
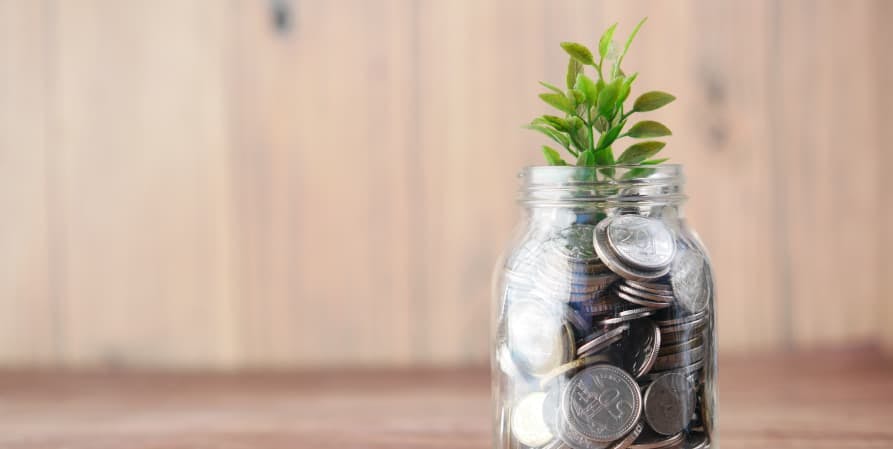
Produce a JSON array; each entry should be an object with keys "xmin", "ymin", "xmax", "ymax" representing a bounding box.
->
[{"xmin": 1, "ymin": 0, "xmax": 891, "ymax": 370}]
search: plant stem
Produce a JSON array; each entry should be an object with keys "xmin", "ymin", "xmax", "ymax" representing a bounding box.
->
[{"xmin": 586, "ymin": 108, "xmax": 595, "ymax": 152}]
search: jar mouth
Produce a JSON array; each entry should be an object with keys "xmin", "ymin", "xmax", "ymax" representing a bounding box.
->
[{"xmin": 519, "ymin": 164, "xmax": 686, "ymax": 206}]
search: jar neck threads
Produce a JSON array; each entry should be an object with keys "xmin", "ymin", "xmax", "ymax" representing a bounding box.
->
[{"xmin": 519, "ymin": 166, "xmax": 687, "ymax": 208}]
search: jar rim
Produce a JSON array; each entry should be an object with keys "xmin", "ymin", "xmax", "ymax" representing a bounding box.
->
[{"xmin": 518, "ymin": 164, "xmax": 686, "ymax": 206}]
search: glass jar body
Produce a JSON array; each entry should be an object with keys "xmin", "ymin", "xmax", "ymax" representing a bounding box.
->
[{"xmin": 492, "ymin": 166, "xmax": 717, "ymax": 449}]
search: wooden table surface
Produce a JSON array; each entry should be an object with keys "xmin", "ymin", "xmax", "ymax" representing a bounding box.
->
[{"xmin": 1, "ymin": 349, "xmax": 891, "ymax": 449}]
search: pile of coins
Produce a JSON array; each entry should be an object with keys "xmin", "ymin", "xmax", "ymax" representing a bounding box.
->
[{"xmin": 498, "ymin": 214, "xmax": 713, "ymax": 449}]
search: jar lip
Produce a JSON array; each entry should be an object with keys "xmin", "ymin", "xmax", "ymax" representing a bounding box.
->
[
  {"xmin": 519, "ymin": 164, "xmax": 684, "ymax": 184},
  {"xmin": 518, "ymin": 164, "xmax": 686, "ymax": 205}
]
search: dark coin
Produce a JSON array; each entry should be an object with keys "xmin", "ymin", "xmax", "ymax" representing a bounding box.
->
[
  {"xmin": 643, "ymin": 372, "xmax": 695, "ymax": 435},
  {"xmin": 561, "ymin": 365, "xmax": 642, "ymax": 443},
  {"xmin": 677, "ymin": 433, "xmax": 709, "ymax": 449},
  {"xmin": 618, "ymin": 319, "xmax": 661, "ymax": 378}
]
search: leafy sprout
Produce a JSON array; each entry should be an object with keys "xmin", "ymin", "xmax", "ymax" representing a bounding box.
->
[{"xmin": 526, "ymin": 18, "xmax": 676, "ymax": 170}]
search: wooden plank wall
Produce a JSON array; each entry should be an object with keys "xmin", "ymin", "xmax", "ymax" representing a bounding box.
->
[{"xmin": 0, "ymin": 0, "xmax": 890, "ymax": 368}]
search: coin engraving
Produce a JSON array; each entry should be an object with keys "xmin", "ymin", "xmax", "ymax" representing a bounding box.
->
[
  {"xmin": 670, "ymin": 249, "xmax": 710, "ymax": 314},
  {"xmin": 562, "ymin": 365, "xmax": 642, "ymax": 442},
  {"xmin": 607, "ymin": 216, "xmax": 676, "ymax": 270}
]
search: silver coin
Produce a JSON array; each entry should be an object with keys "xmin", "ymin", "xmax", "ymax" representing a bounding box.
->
[
  {"xmin": 577, "ymin": 324, "xmax": 630, "ymax": 356},
  {"xmin": 561, "ymin": 365, "xmax": 642, "ymax": 442},
  {"xmin": 617, "ymin": 284, "xmax": 674, "ymax": 303},
  {"xmin": 578, "ymin": 332, "xmax": 625, "ymax": 358},
  {"xmin": 512, "ymin": 392, "xmax": 555, "ymax": 446},
  {"xmin": 659, "ymin": 316, "xmax": 707, "ymax": 335},
  {"xmin": 541, "ymin": 438, "xmax": 572, "ymax": 449},
  {"xmin": 669, "ymin": 248, "xmax": 710, "ymax": 314},
  {"xmin": 652, "ymin": 345, "xmax": 704, "ymax": 371},
  {"xmin": 556, "ymin": 412, "xmax": 610, "ymax": 449},
  {"xmin": 615, "ymin": 290, "xmax": 672, "ymax": 310},
  {"xmin": 658, "ymin": 335, "xmax": 704, "ymax": 356},
  {"xmin": 606, "ymin": 422, "xmax": 644, "ymax": 449},
  {"xmin": 552, "ymin": 224, "xmax": 601, "ymax": 262},
  {"xmin": 630, "ymin": 429, "xmax": 684, "ymax": 449},
  {"xmin": 605, "ymin": 215, "xmax": 676, "ymax": 270},
  {"xmin": 625, "ymin": 280, "xmax": 673, "ymax": 295},
  {"xmin": 654, "ymin": 310, "xmax": 707, "ymax": 327},
  {"xmin": 642, "ymin": 359, "xmax": 705, "ymax": 383},
  {"xmin": 507, "ymin": 298, "xmax": 568, "ymax": 375},
  {"xmin": 618, "ymin": 319, "xmax": 661, "ymax": 378},
  {"xmin": 539, "ymin": 353, "xmax": 614, "ymax": 388},
  {"xmin": 598, "ymin": 308, "xmax": 655, "ymax": 326},
  {"xmin": 576, "ymin": 296, "xmax": 624, "ymax": 316},
  {"xmin": 643, "ymin": 372, "xmax": 695, "ymax": 435},
  {"xmin": 593, "ymin": 223, "xmax": 670, "ymax": 281}
]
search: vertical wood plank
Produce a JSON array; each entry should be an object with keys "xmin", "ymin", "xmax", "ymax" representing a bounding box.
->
[
  {"xmin": 232, "ymin": 0, "xmax": 415, "ymax": 366},
  {"xmin": 776, "ymin": 0, "xmax": 881, "ymax": 348},
  {"xmin": 52, "ymin": 1, "xmax": 237, "ymax": 367},
  {"xmin": 878, "ymin": 0, "xmax": 893, "ymax": 351},
  {"xmin": 414, "ymin": 0, "xmax": 545, "ymax": 364},
  {"xmin": 0, "ymin": 0, "xmax": 54, "ymax": 365}
]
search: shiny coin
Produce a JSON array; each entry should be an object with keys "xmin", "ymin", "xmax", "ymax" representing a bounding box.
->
[
  {"xmin": 658, "ymin": 335, "xmax": 704, "ymax": 356},
  {"xmin": 654, "ymin": 310, "xmax": 707, "ymax": 327},
  {"xmin": 643, "ymin": 372, "xmax": 695, "ymax": 435},
  {"xmin": 512, "ymin": 392, "xmax": 555, "ymax": 447},
  {"xmin": 577, "ymin": 324, "xmax": 630, "ymax": 356},
  {"xmin": 615, "ymin": 290, "xmax": 672, "ymax": 310},
  {"xmin": 630, "ymin": 429, "xmax": 684, "ymax": 449},
  {"xmin": 539, "ymin": 354, "xmax": 612, "ymax": 388},
  {"xmin": 607, "ymin": 422, "xmax": 644, "ymax": 449},
  {"xmin": 542, "ymin": 381, "xmax": 565, "ymax": 433},
  {"xmin": 652, "ymin": 345, "xmax": 705, "ymax": 371},
  {"xmin": 507, "ymin": 298, "xmax": 568, "ymax": 375},
  {"xmin": 578, "ymin": 331, "xmax": 625, "ymax": 358},
  {"xmin": 618, "ymin": 319, "xmax": 661, "ymax": 378},
  {"xmin": 552, "ymin": 224, "xmax": 601, "ymax": 262},
  {"xmin": 605, "ymin": 215, "xmax": 676, "ymax": 270},
  {"xmin": 598, "ymin": 308, "xmax": 655, "ymax": 326},
  {"xmin": 562, "ymin": 365, "xmax": 643, "ymax": 442},
  {"xmin": 625, "ymin": 280, "xmax": 673, "ymax": 295},
  {"xmin": 670, "ymin": 248, "xmax": 710, "ymax": 314},
  {"xmin": 617, "ymin": 284, "xmax": 674, "ymax": 303},
  {"xmin": 593, "ymin": 223, "xmax": 670, "ymax": 281}
]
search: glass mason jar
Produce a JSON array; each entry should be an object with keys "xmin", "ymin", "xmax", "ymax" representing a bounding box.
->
[{"xmin": 492, "ymin": 166, "xmax": 717, "ymax": 449}]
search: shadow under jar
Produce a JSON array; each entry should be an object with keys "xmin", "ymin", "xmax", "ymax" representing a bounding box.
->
[{"xmin": 492, "ymin": 166, "xmax": 717, "ymax": 449}]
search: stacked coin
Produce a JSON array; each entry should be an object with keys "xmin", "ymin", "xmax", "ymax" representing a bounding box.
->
[{"xmin": 501, "ymin": 215, "xmax": 713, "ymax": 449}]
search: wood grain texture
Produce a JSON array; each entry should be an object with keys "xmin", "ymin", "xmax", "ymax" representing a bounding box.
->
[
  {"xmin": 0, "ymin": 349, "xmax": 891, "ymax": 448},
  {"xmin": 0, "ymin": 0, "xmax": 892, "ymax": 367},
  {"xmin": 0, "ymin": 0, "xmax": 54, "ymax": 365},
  {"xmin": 50, "ymin": 1, "xmax": 237, "ymax": 367}
]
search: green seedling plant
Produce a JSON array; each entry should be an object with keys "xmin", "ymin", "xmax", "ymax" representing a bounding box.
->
[{"xmin": 527, "ymin": 18, "xmax": 675, "ymax": 173}]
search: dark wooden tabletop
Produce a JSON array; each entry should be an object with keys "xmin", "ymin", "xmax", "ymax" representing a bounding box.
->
[{"xmin": 1, "ymin": 348, "xmax": 891, "ymax": 449}]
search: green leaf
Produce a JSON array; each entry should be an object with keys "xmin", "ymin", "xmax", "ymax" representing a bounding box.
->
[
  {"xmin": 542, "ymin": 146, "xmax": 567, "ymax": 165},
  {"xmin": 597, "ymin": 120, "xmax": 627, "ymax": 150},
  {"xmin": 577, "ymin": 150, "xmax": 596, "ymax": 167},
  {"xmin": 632, "ymin": 91, "xmax": 676, "ymax": 112},
  {"xmin": 561, "ymin": 42, "xmax": 596, "ymax": 66},
  {"xmin": 567, "ymin": 117, "xmax": 590, "ymax": 152},
  {"xmin": 574, "ymin": 73, "xmax": 599, "ymax": 106},
  {"xmin": 617, "ymin": 18, "xmax": 647, "ymax": 71},
  {"xmin": 598, "ymin": 23, "xmax": 618, "ymax": 58},
  {"xmin": 525, "ymin": 124, "xmax": 571, "ymax": 149},
  {"xmin": 536, "ymin": 115, "xmax": 569, "ymax": 131},
  {"xmin": 597, "ymin": 82, "xmax": 619, "ymax": 119},
  {"xmin": 618, "ymin": 72, "xmax": 638, "ymax": 104},
  {"xmin": 593, "ymin": 116, "xmax": 610, "ymax": 133},
  {"xmin": 594, "ymin": 146, "xmax": 615, "ymax": 166},
  {"xmin": 539, "ymin": 92, "xmax": 575, "ymax": 114},
  {"xmin": 568, "ymin": 89, "xmax": 586, "ymax": 105},
  {"xmin": 642, "ymin": 158, "xmax": 669, "ymax": 165},
  {"xmin": 566, "ymin": 57, "xmax": 583, "ymax": 89},
  {"xmin": 539, "ymin": 81, "xmax": 564, "ymax": 94},
  {"xmin": 627, "ymin": 120, "xmax": 672, "ymax": 138},
  {"xmin": 617, "ymin": 141, "xmax": 666, "ymax": 164}
]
